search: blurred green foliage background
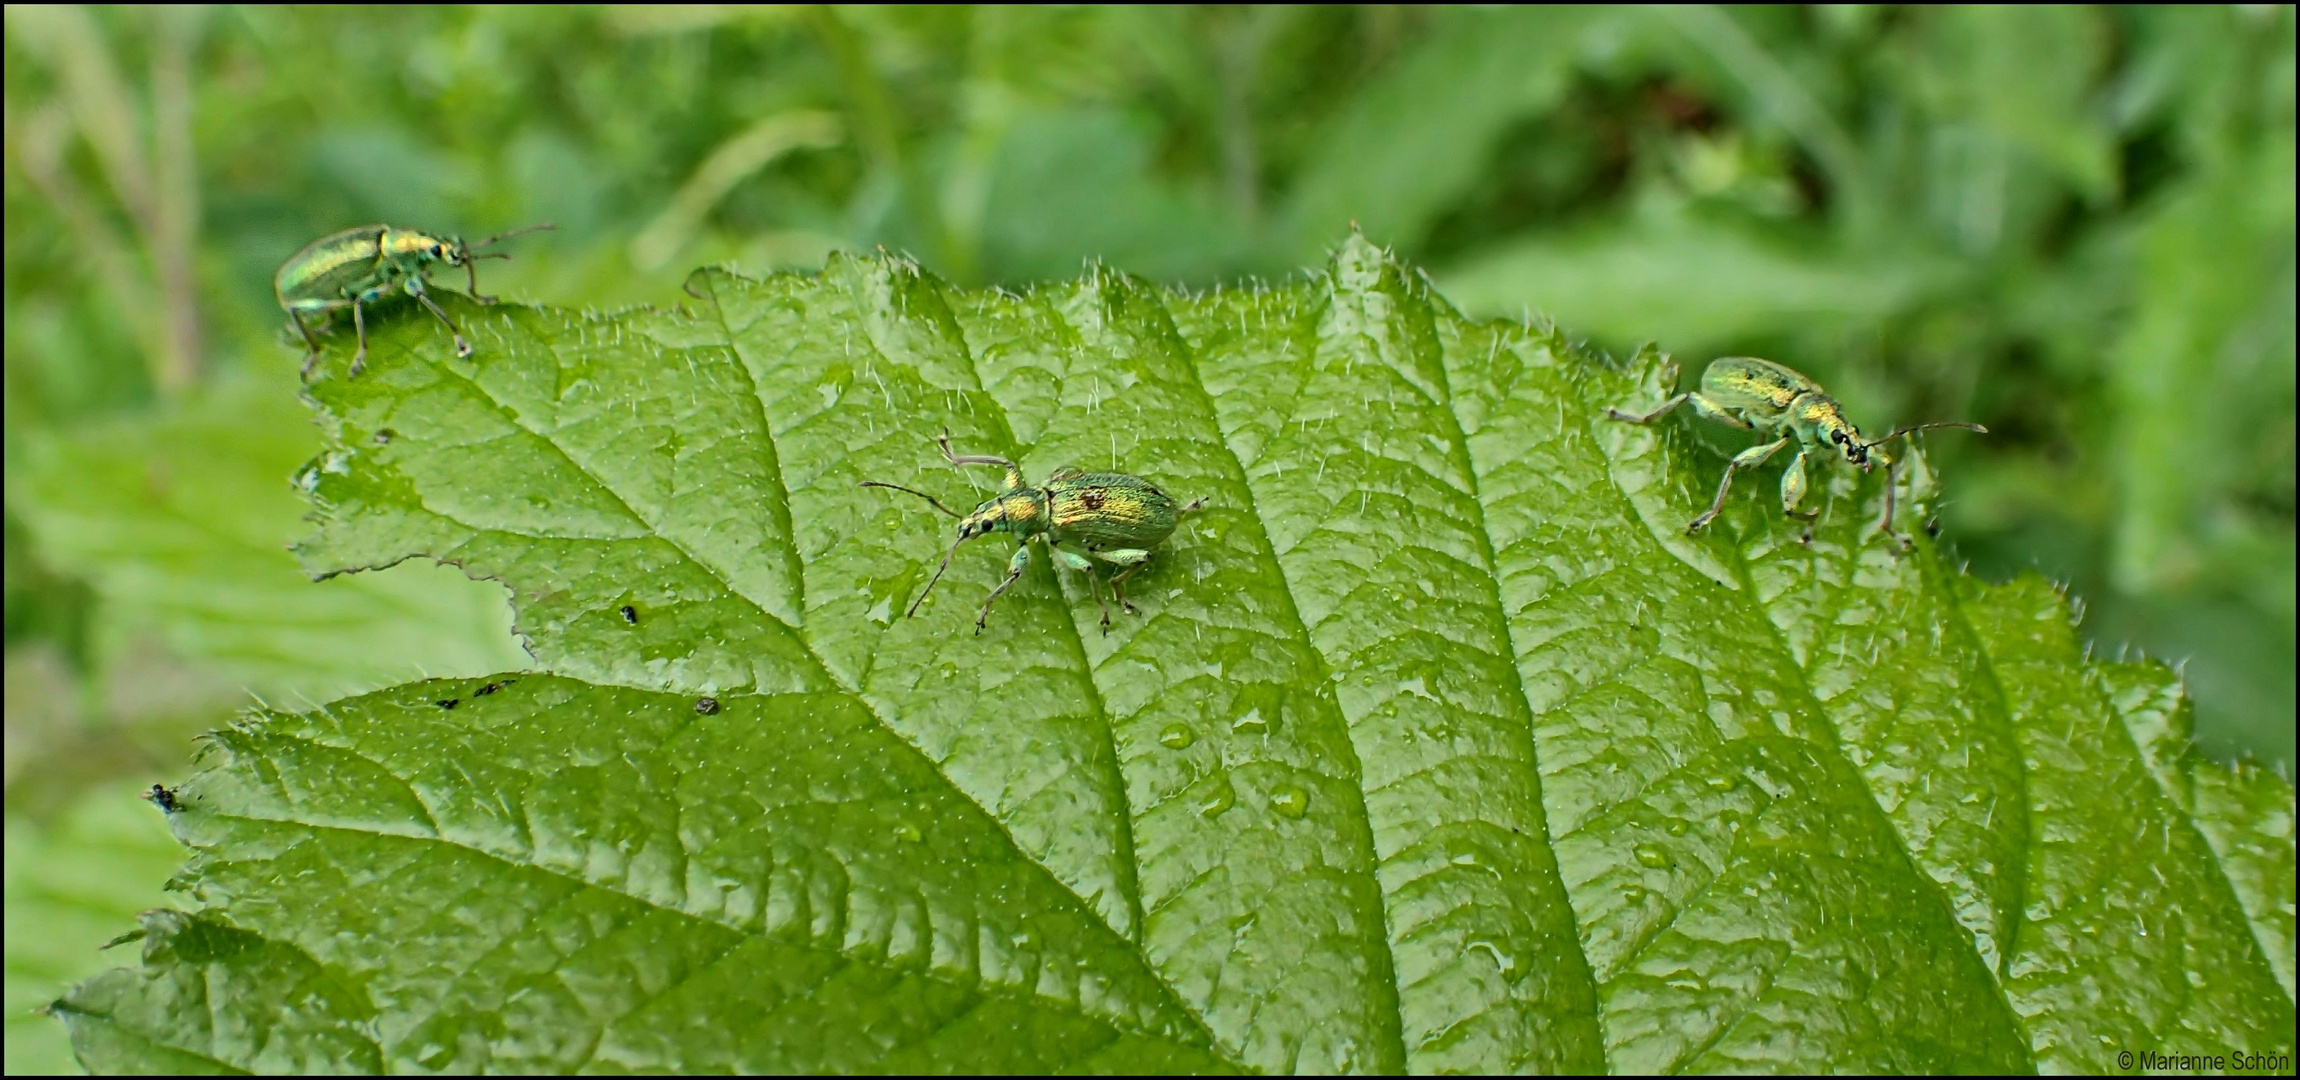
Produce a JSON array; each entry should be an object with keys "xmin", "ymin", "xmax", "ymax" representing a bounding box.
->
[{"xmin": 4, "ymin": 5, "xmax": 2292, "ymax": 1070}]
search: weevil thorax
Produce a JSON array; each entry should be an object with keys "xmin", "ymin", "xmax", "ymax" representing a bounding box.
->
[
  {"xmin": 958, "ymin": 488, "xmax": 1051, "ymax": 542},
  {"xmin": 378, "ymin": 226, "xmax": 468, "ymax": 269},
  {"xmin": 1795, "ymin": 394, "xmax": 1881, "ymax": 471}
]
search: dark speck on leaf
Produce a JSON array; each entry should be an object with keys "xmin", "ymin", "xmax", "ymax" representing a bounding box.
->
[
  {"xmin": 1926, "ymin": 517, "xmax": 1943, "ymax": 538},
  {"xmin": 373, "ymin": 428, "xmax": 396, "ymax": 445},
  {"xmin": 141, "ymin": 784, "xmax": 182, "ymax": 813},
  {"xmin": 475, "ymin": 682, "xmax": 503, "ymax": 696},
  {"xmin": 695, "ymin": 697, "xmax": 720, "ymax": 715},
  {"xmin": 620, "ymin": 605, "xmax": 639, "ymax": 625},
  {"xmin": 437, "ymin": 698, "xmax": 460, "ymax": 709}
]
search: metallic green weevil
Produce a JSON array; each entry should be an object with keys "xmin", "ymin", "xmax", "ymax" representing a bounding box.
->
[
  {"xmin": 863, "ymin": 431, "xmax": 1206, "ymax": 633},
  {"xmin": 1606, "ymin": 356, "xmax": 1985, "ymax": 545},
  {"xmin": 274, "ymin": 222, "xmax": 552, "ymax": 377}
]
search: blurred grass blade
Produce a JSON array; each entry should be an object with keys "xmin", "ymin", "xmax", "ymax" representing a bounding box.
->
[{"xmin": 630, "ymin": 110, "xmax": 843, "ymax": 271}]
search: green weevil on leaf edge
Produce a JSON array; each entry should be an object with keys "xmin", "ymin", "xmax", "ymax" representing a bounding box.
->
[
  {"xmin": 274, "ymin": 222, "xmax": 553, "ymax": 378},
  {"xmin": 1607, "ymin": 355, "xmax": 1986, "ymax": 546}
]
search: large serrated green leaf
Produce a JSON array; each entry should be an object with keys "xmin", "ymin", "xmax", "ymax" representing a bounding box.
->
[{"xmin": 56, "ymin": 237, "xmax": 2294, "ymax": 1073}]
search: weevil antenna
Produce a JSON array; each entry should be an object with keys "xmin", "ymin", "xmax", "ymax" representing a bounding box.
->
[
  {"xmin": 1861, "ymin": 420, "xmax": 1988, "ymax": 449},
  {"xmin": 907, "ymin": 536, "xmax": 967, "ymax": 618},
  {"xmin": 861, "ymin": 480, "xmax": 965, "ymax": 518},
  {"xmin": 471, "ymin": 222, "xmax": 557, "ymax": 250},
  {"xmin": 933, "ymin": 427, "xmax": 1024, "ymax": 487}
]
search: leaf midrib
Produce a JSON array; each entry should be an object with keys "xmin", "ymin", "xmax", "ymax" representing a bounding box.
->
[
  {"xmin": 1126, "ymin": 275, "xmax": 1412, "ymax": 1065},
  {"xmin": 732, "ymin": 269, "xmax": 1157, "ymax": 942},
  {"xmin": 693, "ymin": 267, "xmax": 1173, "ymax": 1012},
  {"xmin": 1917, "ymin": 532, "xmax": 2034, "ymax": 981}
]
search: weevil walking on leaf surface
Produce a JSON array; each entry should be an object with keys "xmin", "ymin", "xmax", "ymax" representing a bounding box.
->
[
  {"xmin": 863, "ymin": 431, "xmax": 1206, "ymax": 634},
  {"xmin": 275, "ymin": 222, "xmax": 554, "ymax": 378},
  {"xmin": 1606, "ymin": 357, "xmax": 1985, "ymax": 547}
]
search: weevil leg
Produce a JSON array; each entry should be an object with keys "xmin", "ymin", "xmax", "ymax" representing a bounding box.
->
[
  {"xmin": 1048, "ymin": 543, "xmax": 1095, "ymax": 573},
  {"xmin": 1606, "ymin": 393, "xmax": 1687, "ymax": 425},
  {"xmin": 1048, "ymin": 542, "xmax": 1113, "ymax": 630},
  {"xmin": 1685, "ymin": 393, "xmax": 1754, "ymax": 430},
  {"xmin": 1780, "ymin": 447, "xmax": 1821, "ymax": 543},
  {"xmin": 976, "ymin": 543, "xmax": 1032, "ymax": 633},
  {"xmin": 1607, "ymin": 392, "xmax": 1754, "ymax": 430},
  {"xmin": 1097, "ymin": 549, "xmax": 1155, "ymax": 618},
  {"xmin": 349, "ymin": 300, "xmax": 370, "ymax": 378},
  {"xmin": 935, "ymin": 430, "xmax": 1025, "ymax": 489},
  {"xmin": 1603, "ymin": 360, "xmax": 1684, "ymax": 421},
  {"xmin": 1880, "ymin": 460, "xmax": 1913, "ymax": 551},
  {"xmin": 1780, "ymin": 447, "xmax": 1812, "ymax": 517},
  {"xmin": 464, "ymin": 258, "xmax": 498, "ymax": 305},
  {"xmin": 408, "ymin": 280, "xmax": 473, "ymax": 358},
  {"xmin": 1688, "ymin": 436, "xmax": 1790, "ymax": 534},
  {"xmin": 290, "ymin": 311, "xmax": 324, "ymax": 378},
  {"xmin": 1088, "ymin": 570, "xmax": 1116, "ymax": 632}
]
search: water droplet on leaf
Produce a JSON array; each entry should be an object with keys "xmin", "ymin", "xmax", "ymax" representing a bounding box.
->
[
  {"xmin": 1159, "ymin": 724, "xmax": 1196, "ymax": 749},
  {"xmin": 1269, "ymin": 785, "xmax": 1310, "ymax": 819},
  {"xmin": 1465, "ymin": 940, "xmax": 1527, "ymax": 983}
]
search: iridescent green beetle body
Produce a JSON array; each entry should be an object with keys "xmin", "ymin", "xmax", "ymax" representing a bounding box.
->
[
  {"xmin": 1607, "ymin": 356, "xmax": 1985, "ymax": 545},
  {"xmin": 864, "ymin": 432, "xmax": 1206, "ymax": 633},
  {"xmin": 274, "ymin": 222, "xmax": 550, "ymax": 377}
]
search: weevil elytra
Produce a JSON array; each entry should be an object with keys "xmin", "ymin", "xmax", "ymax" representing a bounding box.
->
[
  {"xmin": 1606, "ymin": 356, "xmax": 1985, "ymax": 546},
  {"xmin": 275, "ymin": 222, "xmax": 553, "ymax": 378},
  {"xmin": 863, "ymin": 432, "xmax": 1206, "ymax": 634}
]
